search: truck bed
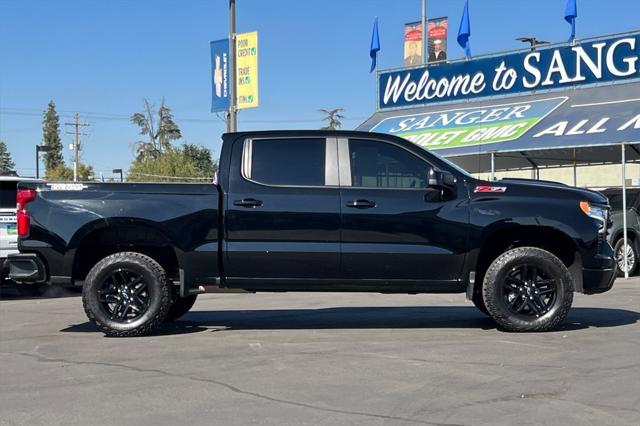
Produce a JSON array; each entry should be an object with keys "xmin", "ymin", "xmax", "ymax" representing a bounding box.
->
[{"xmin": 17, "ymin": 182, "xmax": 220, "ymax": 294}]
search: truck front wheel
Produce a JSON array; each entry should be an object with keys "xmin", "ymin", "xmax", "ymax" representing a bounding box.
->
[
  {"xmin": 482, "ymin": 247, "xmax": 573, "ymax": 332},
  {"xmin": 82, "ymin": 252, "xmax": 171, "ymax": 337}
]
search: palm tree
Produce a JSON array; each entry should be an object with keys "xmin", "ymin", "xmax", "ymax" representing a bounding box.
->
[
  {"xmin": 130, "ymin": 98, "xmax": 182, "ymax": 161},
  {"xmin": 319, "ymin": 108, "xmax": 345, "ymax": 130}
]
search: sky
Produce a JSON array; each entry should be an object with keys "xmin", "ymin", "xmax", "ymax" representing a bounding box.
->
[{"xmin": 0, "ymin": 0, "xmax": 638, "ymax": 178}]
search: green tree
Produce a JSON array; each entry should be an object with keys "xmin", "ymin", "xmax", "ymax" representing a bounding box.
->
[
  {"xmin": 127, "ymin": 145, "xmax": 216, "ymax": 182},
  {"xmin": 0, "ymin": 140, "xmax": 15, "ymax": 173},
  {"xmin": 46, "ymin": 162, "xmax": 94, "ymax": 181},
  {"xmin": 42, "ymin": 101, "xmax": 64, "ymax": 172},
  {"xmin": 319, "ymin": 108, "xmax": 345, "ymax": 130},
  {"xmin": 130, "ymin": 98, "xmax": 182, "ymax": 161},
  {"xmin": 182, "ymin": 143, "xmax": 217, "ymax": 177}
]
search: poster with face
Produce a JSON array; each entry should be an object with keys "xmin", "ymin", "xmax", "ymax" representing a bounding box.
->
[
  {"xmin": 428, "ymin": 17, "xmax": 448, "ymax": 65},
  {"xmin": 404, "ymin": 17, "xmax": 448, "ymax": 67},
  {"xmin": 404, "ymin": 22, "xmax": 423, "ymax": 67}
]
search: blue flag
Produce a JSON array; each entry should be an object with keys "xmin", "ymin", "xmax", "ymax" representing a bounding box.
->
[
  {"xmin": 564, "ymin": 0, "xmax": 577, "ymax": 43},
  {"xmin": 457, "ymin": 0, "xmax": 471, "ymax": 58},
  {"xmin": 370, "ymin": 18, "xmax": 380, "ymax": 73}
]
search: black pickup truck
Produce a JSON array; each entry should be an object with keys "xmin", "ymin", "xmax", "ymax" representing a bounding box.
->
[{"xmin": 8, "ymin": 130, "xmax": 616, "ymax": 336}]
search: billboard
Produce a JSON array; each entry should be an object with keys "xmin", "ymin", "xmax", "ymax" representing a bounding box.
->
[
  {"xmin": 370, "ymin": 97, "xmax": 567, "ymax": 150},
  {"xmin": 359, "ymin": 81, "xmax": 640, "ymax": 156},
  {"xmin": 404, "ymin": 17, "xmax": 448, "ymax": 67},
  {"xmin": 210, "ymin": 39, "xmax": 230, "ymax": 112},
  {"xmin": 381, "ymin": 33, "xmax": 640, "ymax": 110},
  {"xmin": 236, "ymin": 31, "xmax": 259, "ymax": 109}
]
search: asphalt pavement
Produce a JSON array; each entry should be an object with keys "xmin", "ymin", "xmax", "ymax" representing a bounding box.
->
[{"xmin": 1, "ymin": 280, "xmax": 639, "ymax": 426}]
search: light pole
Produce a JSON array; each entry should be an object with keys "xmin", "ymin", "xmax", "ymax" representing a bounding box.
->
[
  {"xmin": 112, "ymin": 168, "xmax": 123, "ymax": 182},
  {"xmin": 516, "ymin": 37, "xmax": 549, "ymax": 51},
  {"xmin": 35, "ymin": 145, "xmax": 52, "ymax": 179},
  {"xmin": 228, "ymin": 0, "xmax": 238, "ymax": 132}
]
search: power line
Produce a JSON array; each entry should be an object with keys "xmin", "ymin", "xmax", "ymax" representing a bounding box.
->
[{"xmin": 0, "ymin": 108, "xmax": 366, "ymax": 123}]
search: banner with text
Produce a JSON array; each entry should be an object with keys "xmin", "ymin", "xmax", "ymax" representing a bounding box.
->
[
  {"xmin": 210, "ymin": 39, "xmax": 230, "ymax": 112},
  {"xmin": 236, "ymin": 31, "xmax": 259, "ymax": 109},
  {"xmin": 380, "ymin": 33, "xmax": 640, "ymax": 110}
]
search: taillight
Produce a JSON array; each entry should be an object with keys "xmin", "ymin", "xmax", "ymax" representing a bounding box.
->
[
  {"xmin": 17, "ymin": 210, "xmax": 30, "ymax": 236},
  {"xmin": 16, "ymin": 188, "xmax": 37, "ymax": 237},
  {"xmin": 17, "ymin": 188, "xmax": 36, "ymax": 210}
]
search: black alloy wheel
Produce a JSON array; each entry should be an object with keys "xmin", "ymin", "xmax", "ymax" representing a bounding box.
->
[
  {"xmin": 483, "ymin": 247, "xmax": 573, "ymax": 332},
  {"xmin": 98, "ymin": 268, "xmax": 150, "ymax": 323},
  {"xmin": 501, "ymin": 264, "xmax": 557, "ymax": 319},
  {"xmin": 82, "ymin": 252, "xmax": 171, "ymax": 337}
]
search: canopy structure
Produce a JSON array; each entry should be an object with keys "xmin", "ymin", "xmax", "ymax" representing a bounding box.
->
[{"xmin": 358, "ymin": 81, "xmax": 640, "ymax": 174}]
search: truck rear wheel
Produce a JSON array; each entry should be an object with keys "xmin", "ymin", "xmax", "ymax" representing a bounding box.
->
[
  {"xmin": 82, "ymin": 252, "xmax": 171, "ymax": 337},
  {"xmin": 482, "ymin": 247, "xmax": 573, "ymax": 332},
  {"xmin": 164, "ymin": 295, "xmax": 198, "ymax": 322}
]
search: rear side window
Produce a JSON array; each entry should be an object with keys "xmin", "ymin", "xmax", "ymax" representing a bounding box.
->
[
  {"xmin": 248, "ymin": 138, "xmax": 325, "ymax": 186},
  {"xmin": 0, "ymin": 181, "xmax": 17, "ymax": 209}
]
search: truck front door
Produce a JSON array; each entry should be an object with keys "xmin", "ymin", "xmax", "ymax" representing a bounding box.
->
[
  {"xmin": 338, "ymin": 137, "xmax": 468, "ymax": 288},
  {"xmin": 224, "ymin": 136, "xmax": 341, "ymax": 289}
]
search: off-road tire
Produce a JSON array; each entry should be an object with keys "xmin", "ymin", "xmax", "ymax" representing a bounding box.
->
[
  {"xmin": 82, "ymin": 252, "xmax": 171, "ymax": 337},
  {"xmin": 164, "ymin": 294, "xmax": 198, "ymax": 322},
  {"xmin": 483, "ymin": 247, "xmax": 573, "ymax": 332},
  {"xmin": 613, "ymin": 238, "xmax": 637, "ymax": 277}
]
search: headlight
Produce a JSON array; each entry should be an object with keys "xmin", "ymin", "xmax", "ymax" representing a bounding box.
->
[{"xmin": 580, "ymin": 201, "xmax": 607, "ymax": 233}]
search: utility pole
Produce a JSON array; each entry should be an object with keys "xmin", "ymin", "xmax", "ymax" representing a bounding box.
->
[
  {"xmin": 421, "ymin": 0, "xmax": 428, "ymax": 64},
  {"xmin": 227, "ymin": 0, "xmax": 238, "ymax": 132},
  {"xmin": 65, "ymin": 113, "xmax": 89, "ymax": 182}
]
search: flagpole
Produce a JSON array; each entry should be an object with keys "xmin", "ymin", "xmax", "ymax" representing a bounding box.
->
[{"xmin": 421, "ymin": 0, "xmax": 428, "ymax": 64}]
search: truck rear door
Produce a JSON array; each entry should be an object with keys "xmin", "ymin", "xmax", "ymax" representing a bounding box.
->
[{"xmin": 223, "ymin": 136, "xmax": 341, "ymax": 288}]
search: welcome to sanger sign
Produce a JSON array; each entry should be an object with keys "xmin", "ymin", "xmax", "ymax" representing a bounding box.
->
[{"xmin": 378, "ymin": 33, "xmax": 640, "ymax": 110}]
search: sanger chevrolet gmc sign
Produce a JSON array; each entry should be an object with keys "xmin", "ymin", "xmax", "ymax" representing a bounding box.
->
[
  {"xmin": 378, "ymin": 34, "xmax": 639, "ymax": 109},
  {"xmin": 370, "ymin": 98, "xmax": 567, "ymax": 149}
]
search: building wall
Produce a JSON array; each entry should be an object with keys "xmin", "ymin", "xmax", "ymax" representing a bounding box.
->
[{"xmin": 473, "ymin": 164, "xmax": 640, "ymax": 189}]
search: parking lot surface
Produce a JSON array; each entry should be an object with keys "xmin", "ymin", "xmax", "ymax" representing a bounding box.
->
[{"xmin": 1, "ymin": 280, "xmax": 639, "ymax": 426}]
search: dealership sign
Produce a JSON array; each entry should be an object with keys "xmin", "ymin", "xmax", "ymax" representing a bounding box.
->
[
  {"xmin": 371, "ymin": 97, "xmax": 566, "ymax": 149},
  {"xmin": 379, "ymin": 34, "xmax": 639, "ymax": 109}
]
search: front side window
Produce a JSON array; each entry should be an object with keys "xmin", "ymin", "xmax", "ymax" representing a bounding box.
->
[
  {"xmin": 349, "ymin": 139, "xmax": 428, "ymax": 188},
  {"xmin": 248, "ymin": 138, "xmax": 325, "ymax": 186}
]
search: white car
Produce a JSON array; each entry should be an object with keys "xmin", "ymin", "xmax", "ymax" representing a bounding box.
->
[{"xmin": 1, "ymin": 174, "xmax": 43, "ymax": 295}]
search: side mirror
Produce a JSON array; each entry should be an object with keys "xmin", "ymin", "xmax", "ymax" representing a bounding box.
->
[{"xmin": 428, "ymin": 169, "xmax": 457, "ymax": 190}]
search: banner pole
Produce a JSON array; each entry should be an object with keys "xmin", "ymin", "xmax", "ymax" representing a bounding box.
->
[
  {"xmin": 421, "ymin": 0, "xmax": 427, "ymax": 64},
  {"xmin": 228, "ymin": 0, "xmax": 238, "ymax": 132}
]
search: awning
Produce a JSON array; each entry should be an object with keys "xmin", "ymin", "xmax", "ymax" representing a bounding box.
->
[{"xmin": 358, "ymin": 81, "xmax": 640, "ymax": 173}]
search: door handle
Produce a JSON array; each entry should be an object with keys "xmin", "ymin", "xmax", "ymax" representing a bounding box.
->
[
  {"xmin": 233, "ymin": 198, "xmax": 263, "ymax": 208},
  {"xmin": 346, "ymin": 199, "xmax": 376, "ymax": 209}
]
